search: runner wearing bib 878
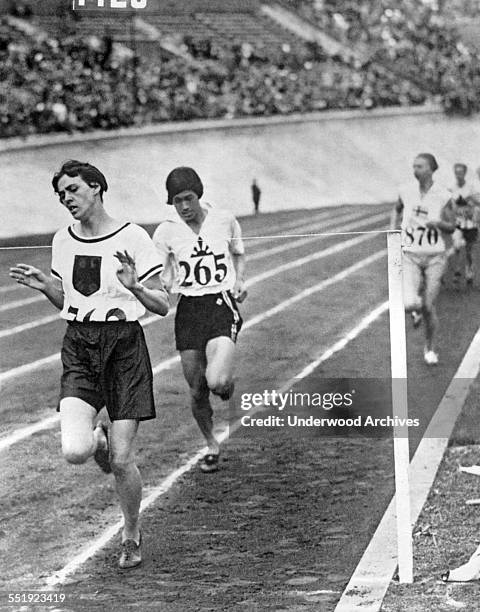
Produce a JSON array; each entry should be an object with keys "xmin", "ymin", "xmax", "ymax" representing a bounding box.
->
[{"xmin": 392, "ymin": 153, "xmax": 455, "ymax": 365}]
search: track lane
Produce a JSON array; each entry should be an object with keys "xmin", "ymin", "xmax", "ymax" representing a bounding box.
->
[{"xmin": 0, "ymin": 238, "xmax": 389, "ymax": 588}]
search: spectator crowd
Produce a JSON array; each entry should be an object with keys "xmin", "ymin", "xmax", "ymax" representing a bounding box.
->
[
  {"xmin": 2, "ymin": 0, "xmax": 480, "ymax": 139},
  {"xmin": 292, "ymin": 0, "xmax": 480, "ymax": 114}
]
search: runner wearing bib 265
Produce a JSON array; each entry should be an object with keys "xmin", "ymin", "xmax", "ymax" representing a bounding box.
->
[{"xmin": 153, "ymin": 167, "xmax": 246, "ymax": 473}]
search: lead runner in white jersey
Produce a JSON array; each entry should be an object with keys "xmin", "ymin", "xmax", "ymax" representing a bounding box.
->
[
  {"xmin": 153, "ymin": 167, "xmax": 246, "ymax": 473},
  {"xmin": 51, "ymin": 222, "xmax": 163, "ymax": 322},
  {"xmin": 392, "ymin": 153, "xmax": 455, "ymax": 365},
  {"xmin": 10, "ymin": 160, "xmax": 169, "ymax": 569}
]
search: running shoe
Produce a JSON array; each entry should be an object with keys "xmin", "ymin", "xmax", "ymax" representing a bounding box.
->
[
  {"xmin": 442, "ymin": 549, "xmax": 480, "ymax": 582},
  {"xmin": 424, "ymin": 348, "xmax": 439, "ymax": 366},
  {"xmin": 119, "ymin": 534, "xmax": 142, "ymax": 569},
  {"xmin": 466, "ymin": 265, "xmax": 474, "ymax": 285},
  {"xmin": 236, "ymin": 289, "xmax": 248, "ymax": 303},
  {"xmin": 200, "ymin": 453, "xmax": 220, "ymax": 473},
  {"xmin": 219, "ymin": 381, "xmax": 234, "ymax": 401},
  {"xmin": 411, "ymin": 311, "xmax": 423, "ymax": 328}
]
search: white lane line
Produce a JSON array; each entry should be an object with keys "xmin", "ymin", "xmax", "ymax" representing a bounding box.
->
[
  {"xmin": 334, "ymin": 326, "xmax": 480, "ymax": 612},
  {"xmin": 0, "ymin": 221, "xmax": 385, "ymax": 383},
  {"xmin": 0, "ymin": 295, "xmax": 45, "ymax": 312},
  {"xmin": 0, "ymin": 249, "xmax": 386, "ymax": 452},
  {"xmin": 0, "ymin": 353, "xmax": 62, "ymax": 384},
  {"xmin": 0, "ymin": 416, "xmax": 60, "ymax": 454},
  {"xmin": 292, "ymin": 301, "xmax": 389, "ymax": 379},
  {"xmin": 0, "ymin": 210, "xmax": 385, "ymax": 340},
  {"xmin": 247, "ymin": 231, "xmax": 379, "ymax": 287},
  {"xmin": 245, "ymin": 250, "xmax": 385, "ymax": 327},
  {"xmin": 45, "ymin": 292, "xmax": 389, "ymax": 586},
  {"xmin": 245, "ymin": 207, "xmax": 373, "ymax": 246},
  {"xmin": 0, "ymin": 285, "xmax": 22, "ymax": 294},
  {"xmin": 249, "ymin": 212, "xmax": 387, "ymax": 261},
  {"xmin": 0, "ymin": 314, "xmax": 61, "ymax": 339}
]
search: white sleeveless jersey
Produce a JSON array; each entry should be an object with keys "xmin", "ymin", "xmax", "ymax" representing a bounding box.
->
[
  {"xmin": 152, "ymin": 204, "xmax": 244, "ymax": 297},
  {"xmin": 449, "ymin": 181, "xmax": 477, "ymax": 202},
  {"xmin": 51, "ymin": 223, "xmax": 163, "ymax": 322},
  {"xmin": 449, "ymin": 182, "xmax": 479, "ymax": 229},
  {"xmin": 398, "ymin": 181, "xmax": 451, "ymax": 255}
]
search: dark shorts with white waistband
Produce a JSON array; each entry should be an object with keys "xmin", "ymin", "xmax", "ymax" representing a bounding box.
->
[
  {"xmin": 461, "ymin": 228, "xmax": 479, "ymax": 243},
  {"xmin": 175, "ymin": 291, "xmax": 243, "ymax": 351},
  {"xmin": 58, "ymin": 321, "xmax": 155, "ymax": 421}
]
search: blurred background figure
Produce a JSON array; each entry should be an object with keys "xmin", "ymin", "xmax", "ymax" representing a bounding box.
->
[
  {"xmin": 251, "ymin": 178, "xmax": 261, "ymax": 215},
  {"xmin": 449, "ymin": 163, "xmax": 480, "ymax": 285},
  {"xmin": 451, "ymin": 163, "xmax": 476, "ymax": 203}
]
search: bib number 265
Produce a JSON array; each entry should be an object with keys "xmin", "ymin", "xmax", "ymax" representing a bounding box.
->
[{"xmin": 179, "ymin": 254, "xmax": 227, "ymax": 287}]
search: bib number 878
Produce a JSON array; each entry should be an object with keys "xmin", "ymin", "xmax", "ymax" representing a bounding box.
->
[{"xmin": 404, "ymin": 226, "xmax": 438, "ymax": 247}]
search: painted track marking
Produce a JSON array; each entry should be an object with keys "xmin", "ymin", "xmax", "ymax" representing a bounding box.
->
[
  {"xmin": 0, "ymin": 295, "xmax": 46, "ymax": 312},
  {"xmin": 334, "ymin": 325, "xmax": 480, "ymax": 612},
  {"xmin": 0, "ymin": 285, "xmax": 22, "ymax": 294},
  {"xmin": 0, "ymin": 314, "xmax": 60, "ymax": 339}
]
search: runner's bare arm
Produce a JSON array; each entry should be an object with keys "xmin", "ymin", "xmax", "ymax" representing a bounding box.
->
[
  {"xmin": 431, "ymin": 199, "xmax": 456, "ymax": 234},
  {"xmin": 114, "ymin": 251, "xmax": 169, "ymax": 316},
  {"xmin": 391, "ymin": 198, "xmax": 403, "ymax": 230},
  {"xmin": 231, "ymin": 252, "xmax": 246, "ymax": 301},
  {"xmin": 9, "ymin": 264, "xmax": 64, "ymax": 309},
  {"xmin": 472, "ymin": 201, "xmax": 480, "ymax": 225}
]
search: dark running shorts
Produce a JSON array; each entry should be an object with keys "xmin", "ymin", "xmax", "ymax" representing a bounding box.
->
[
  {"xmin": 175, "ymin": 291, "xmax": 243, "ymax": 351},
  {"xmin": 462, "ymin": 228, "xmax": 479, "ymax": 243},
  {"xmin": 58, "ymin": 321, "xmax": 155, "ymax": 421}
]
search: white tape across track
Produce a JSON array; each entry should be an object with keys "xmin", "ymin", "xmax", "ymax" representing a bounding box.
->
[
  {"xmin": 0, "ymin": 209, "xmax": 384, "ymax": 340},
  {"xmin": 0, "ymin": 215, "xmax": 387, "ymax": 384},
  {"xmin": 0, "ymin": 247, "xmax": 386, "ymax": 453}
]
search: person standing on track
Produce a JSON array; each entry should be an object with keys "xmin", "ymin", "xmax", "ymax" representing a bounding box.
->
[
  {"xmin": 392, "ymin": 153, "xmax": 455, "ymax": 365},
  {"xmin": 9, "ymin": 160, "xmax": 169, "ymax": 570},
  {"xmin": 251, "ymin": 179, "xmax": 261, "ymax": 215},
  {"xmin": 153, "ymin": 167, "xmax": 246, "ymax": 473}
]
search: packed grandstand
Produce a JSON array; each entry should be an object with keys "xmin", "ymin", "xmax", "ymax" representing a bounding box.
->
[{"xmin": 1, "ymin": 0, "xmax": 480, "ymax": 138}]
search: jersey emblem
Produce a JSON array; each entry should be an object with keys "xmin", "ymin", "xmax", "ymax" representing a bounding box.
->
[
  {"xmin": 413, "ymin": 206, "xmax": 428, "ymax": 217},
  {"xmin": 191, "ymin": 237, "xmax": 213, "ymax": 258},
  {"xmin": 73, "ymin": 255, "xmax": 102, "ymax": 296}
]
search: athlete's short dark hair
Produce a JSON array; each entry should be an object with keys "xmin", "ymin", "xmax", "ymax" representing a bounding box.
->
[
  {"xmin": 417, "ymin": 153, "xmax": 439, "ymax": 172},
  {"xmin": 166, "ymin": 167, "xmax": 203, "ymax": 205},
  {"xmin": 52, "ymin": 160, "xmax": 108, "ymax": 199}
]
